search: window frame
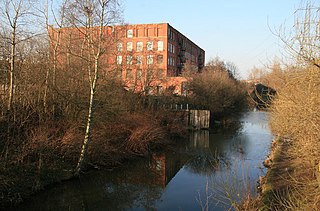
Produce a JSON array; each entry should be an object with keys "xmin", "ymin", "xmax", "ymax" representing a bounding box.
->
[
  {"xmin": 136, "ymin": 41, "xmax": 143, "ymax": 52},
  {"xmin": 127, "ymin": 29, "xmax": 133, "ymax": 38},
  {"xmin": 126, "ymin": 42, "xmax": 133, "ymax": 51},
  {"xmin": 147, "ymin": 41, "xmax": 153, "ymax": 51}
]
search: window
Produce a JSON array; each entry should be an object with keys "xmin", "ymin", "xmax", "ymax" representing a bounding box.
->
[
  {"xmin": 116, "ymin": 43, "xmax": 123, "ymax": 52},
  {"xmin": 126, "ymin": 55, "xmax": 132, "ymax": 64},
  {"xmin": 168, "ymin": 43, "xmax": 175, "ymax": 53},
  {"xmin": 157, "ymin": 55, "xmax": 163, "ymax": 64},
  {"xmin": 136, "ymin": 55, "xmax": 143, "ymax": 65},
  {"xmin": 157, "ymin": 86, "xmax": 163, "ymax": 94},
  {"xmin": 182, "ymin": 82, "xmax": 188, "ymax": 96},
  {"xmin": 136, "ymin": 41, "xmax": 143, "ymax": 52},
  {"xmin": 136, "ymin": 69, "xmax": 142, "ymax": 79},
  {"xmin": 126, "ymin": 69, "xmax": 132, "ymax": 80},
  {"xmin": 168, "ymin": 57, "xmax": 175, "ymax": 66},
  {"xmin": 127, "ymin": 42, "xmax": 133, "ymax": 51},
  {"xmin": 147, "ymin": 55, "xmax": 153, "ymax": 65},
  {"xmin": 147, "ymin": 69, "xmax": 153, "ymax": 80},
  {"xmin": 157, "ymin": 41, "xmax": 163, "ymax": 51},
  {"xmin": 157, "ymin": 69, "xmax": 164, "ymax": 79},
  {"xmin": 147, "ymin": 41, "xmax": 153, "ymax": 51},
  {"xmin": 116, "ymin": 55, "xmax": 122, "ymax": 64},
  {"xmin": 116, "ymin": 69, "xmax": 122, "ymax": 79},
  {"xmin": 127, "ymin": 29, "xmax": 133, "ymax": 38}
]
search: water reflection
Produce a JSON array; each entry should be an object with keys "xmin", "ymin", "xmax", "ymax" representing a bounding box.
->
[
  {"xmin": 12, "ymin": 112, "xmax": 273, "ymax": 211},
  {"xmin": 185, "ymin": 131, "xmax": 220, "ymax": 175},
  {"xmin": 12, "ymin": 147, "xmax": 190, "ymax": 210}
]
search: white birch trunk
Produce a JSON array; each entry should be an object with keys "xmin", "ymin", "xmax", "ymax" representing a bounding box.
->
[
  {"xmin": 8, "ymin": 28, "xmax": 15, "ymax": 111},
  {"xmin": 74, "ymin": 0, "xmax": 105, "ymax": 175}
]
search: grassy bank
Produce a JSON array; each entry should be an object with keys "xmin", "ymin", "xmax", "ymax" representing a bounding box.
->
[
  {"xmin": 0, "ymin": 107, "xmax": 188, "ymax": 208},
  {"xmin": 248, "ymin": 66, "xmax": 320, "ymax": 210}
]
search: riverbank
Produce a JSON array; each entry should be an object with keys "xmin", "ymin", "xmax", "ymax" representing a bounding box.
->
[
  {"xmin": 257, "ymin": 136, "xmax": 320, "ymax": 210},
  {"xmin": 257, "ymin": 66, "xmax": 320, "ymax": 210},
  {"xmin": 0, "ymin": 110, "xmax": 188, "ymax": 208},
  {"xmin": 6, "ymin": 111, "xmax": 273, "ymax": 210}
]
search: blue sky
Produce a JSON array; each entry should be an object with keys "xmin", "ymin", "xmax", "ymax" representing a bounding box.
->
[{"xmin": 122, "ymin": 0, "xmax": 305, "ymax": 79}]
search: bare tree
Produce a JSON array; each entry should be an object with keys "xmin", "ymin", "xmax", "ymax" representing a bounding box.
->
[
  {"xmin": 42, "ymin": 0, "xmax": 68, "ymax": 113},
  {"xmin": 276, "ymin": 1, "xmax": 320, "ymax": 68},
  {"xmin": 0, "ymin": 0, "xmax": 38, "ymax": 111},
  {"xmin": 60, "ymin": 0, "xmax": 122, "ymax": 175}
]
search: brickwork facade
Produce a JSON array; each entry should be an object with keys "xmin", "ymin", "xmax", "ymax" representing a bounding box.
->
[{"xmin": 49, "ymin": 23, "xmax": 205, "ymax": 95}]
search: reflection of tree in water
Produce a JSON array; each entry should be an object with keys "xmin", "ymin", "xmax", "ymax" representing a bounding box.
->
[
  {"xmin": 184, "ymin": 147, "xmax": 232, "ymax": 175},
  {"xmin": 98, "ymin": 182, "xmax": 162, "ymax": 211},
  {"xmin": 211, "ymin": 119, "xmax": 243, "ymax": 135},
  {"xmin": 14, "ymin": 157, "xmax": 165, "ymax": 211},
  {"xmin": 185, "ymin": 130, "xmax": 231, "ymax": 175},
  {"xmin": 185, "ymin": 153, "xmax": 220, "ymax": 175}
]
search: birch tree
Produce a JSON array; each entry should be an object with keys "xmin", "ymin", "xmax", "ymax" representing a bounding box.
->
[
  {"xmin": 62, "ymin": 0, "xmax": 122, "ymax": 175},
  {"xmin": 0, "ymin": 0, "xmax": 37, "ymax": 111},
  {"xmin": 43, "ymin": 0, "xmax": 68, "ymax": 113}
]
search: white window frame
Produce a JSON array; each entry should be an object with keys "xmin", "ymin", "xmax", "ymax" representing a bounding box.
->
[
  {"xmin": 136, "ymin": 69, "xmax": 142, "ymax": 79},
  {"xmin": 117, "ymin": 42, "xmax": 123, "ymax": 52},
  {"xmin": 136, "ymin": 41, "xmax": 143, "ymax": 52},
  {"xmin": 116, "ymin": 55, "xmax": 122, "ymax": 64},
  {"xmin": 136, "ymin": 55, "xmax": 143, "ymax": 65},
  {"xmin": 127, "ymin": 29, "xmax": 133, "ymax": 38},
  {"xmin": 126, "ymin": 55, "xmax": 133, "ymax": 65},
  {"xmin": 157, "ymin": 41, "xmax": 163, "ymax": 51},
  {"xmin": 127, "ymin": 42, "xmax": 133, "ymax": 51},
  {"xmin": 147, "ymin": 55, "xmax": 153, "ymax": 65},
  {"xmin": 147, "ymin": 41, "xmax": 153, "ymax": 51}
]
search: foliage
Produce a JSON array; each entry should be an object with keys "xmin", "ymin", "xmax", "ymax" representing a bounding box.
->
[
  {"xmin": 263, "ymin": 1, "xmax": 320, "ymax": 209},
  {"xmin": 188, "ymin": 67, "xmax": 247, "ymax": 120}
]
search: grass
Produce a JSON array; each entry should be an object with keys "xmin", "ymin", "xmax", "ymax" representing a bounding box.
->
[
  {"xmin": 0, "ymin": 110, "xmax": 187, "ymax": 208},
  {"xmin": 256, "ymin": 66, "xmax": 320, "ymax": 210}
]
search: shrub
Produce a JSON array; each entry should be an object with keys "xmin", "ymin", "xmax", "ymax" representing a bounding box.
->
[{"xmin": 189, "ymin": 70, "xmax": 247, "ymax": 120}]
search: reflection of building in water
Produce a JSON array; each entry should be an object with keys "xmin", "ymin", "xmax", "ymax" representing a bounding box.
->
[
  {"xmin": 185, "ymin": 130, "xmax": 221, "ymax": 174},
  {"xmin": 109, "ymin": 152, "xmax": 188, "ymax": 188},
  {"xmin": 189, "ymin": 130, "xmax": 210, "ymax": 149},
  {"xmin": 149, "ymin": 153, "xmax": 187, "ymax": 188}
]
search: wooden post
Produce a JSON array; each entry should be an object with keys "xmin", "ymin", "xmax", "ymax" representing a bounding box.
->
[{"xmin": 189, "ymin": 109, "xmax": 210, "ymax": 130}]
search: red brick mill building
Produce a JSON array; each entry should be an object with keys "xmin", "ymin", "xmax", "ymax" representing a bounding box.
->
[{"xmin": 49, "ymin": 23, "xmax": 205, "ymax": 95}]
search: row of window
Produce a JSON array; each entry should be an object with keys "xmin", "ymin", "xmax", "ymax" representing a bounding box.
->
[
  {"xmin": 126, "ymin": 28, "xmax": 164, "ymax": 38},
  {"xmin": 117, "ymin": 41, "xmax": 164, "ymax": 52},
  {"xmin": 117, "ymin": 55, "xmax": 164, "ymax": 65},
  {"xmin": 125, "ymin": 69, "xmax": 165, "ymax": 80}
]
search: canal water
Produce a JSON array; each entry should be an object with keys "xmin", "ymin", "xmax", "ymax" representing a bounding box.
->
[{"xmin": 13, "ymin": 111, "xmax": 273, "ymax": 211}]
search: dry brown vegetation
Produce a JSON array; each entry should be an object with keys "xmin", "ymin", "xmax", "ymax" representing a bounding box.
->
[
  {"xmin": 188, "ymin": 58, "xmax": 248, "ymax": 120},
  {"xmin": 256, "ymin": 1, "xmax": 320, "ymax": 209},
  {"xmin": 0, "ymin": 106, "xmax": 187, "ymax": 207},
  {"xmin": 263, "ymin": 66, "xmax": 320, "ymax": 210}
]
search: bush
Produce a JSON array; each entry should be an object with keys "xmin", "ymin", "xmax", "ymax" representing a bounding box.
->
[
  {"xmin": 268, "ymin": 66, "xmax": 320, "ymax": 210},
  {"xmin": 270, "ymin": 66, "xmax": 320, "ymax": 157},
  {"xmin": 189, "ymin": 70, "xmax": 247, "ymax": 120}
]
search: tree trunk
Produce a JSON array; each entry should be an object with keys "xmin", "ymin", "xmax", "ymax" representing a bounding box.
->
[
  {"xmin": 74, "ymin": 56, "xmax": 99, "ymax": 176},
  {"xmin": 8, "ymin": 27, "xmax": 16, "ymax": 111},
  {"xmin": 74, "ymin": 85, "xmax": 95, "ymax": 176}
]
